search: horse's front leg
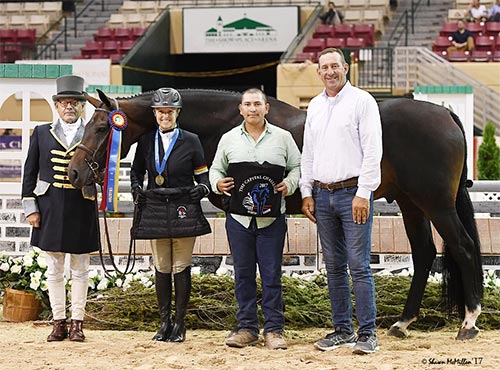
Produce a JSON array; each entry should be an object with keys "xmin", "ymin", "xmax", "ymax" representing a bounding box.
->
[{"xmin": 387, "ymin": 201, "xmax": 437, "ymax": 338}]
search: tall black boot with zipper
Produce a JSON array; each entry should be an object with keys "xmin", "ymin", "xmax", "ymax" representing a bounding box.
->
[
  {"xmin": 152, "ymin": 269, "xmax": 172, "ymax": 341},
  {"xmin": 167, "ymin": 266, "xmax": 191, "ymax": 342}
]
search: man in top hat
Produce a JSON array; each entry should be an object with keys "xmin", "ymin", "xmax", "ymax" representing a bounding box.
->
[{"xmin": 22, "ymin": 75, "xmax": 99, "ymax": 342}]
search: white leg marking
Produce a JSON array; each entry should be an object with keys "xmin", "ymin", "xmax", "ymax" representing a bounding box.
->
[{"xmin": 461, "ymin": 305, "xmax": 481, "ymax": 329}]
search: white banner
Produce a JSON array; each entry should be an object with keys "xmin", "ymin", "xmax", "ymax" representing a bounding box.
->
[{"xmin": 183, "ymin": 7, "xmax": 299, "ymax": 53}]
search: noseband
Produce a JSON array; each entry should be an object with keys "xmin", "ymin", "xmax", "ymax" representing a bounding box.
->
[{"xmin": 75, "ymin": 106, "xmax": 113, "ymax": 184}]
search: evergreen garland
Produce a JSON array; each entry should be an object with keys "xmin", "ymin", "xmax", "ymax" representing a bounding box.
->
[{"xmin": 81, "ymin": 274, "xmax": 500, "ymax": 332}]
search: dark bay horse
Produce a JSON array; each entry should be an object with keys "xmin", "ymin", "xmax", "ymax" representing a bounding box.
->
[{"xmin": 68, "ymin": 89, "xmax": 483, "ymax": 340}]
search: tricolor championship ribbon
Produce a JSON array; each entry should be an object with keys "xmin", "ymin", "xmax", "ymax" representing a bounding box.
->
[{"xmin": 99, "ymin": 110, "xmax": 127, "ymax": 212}]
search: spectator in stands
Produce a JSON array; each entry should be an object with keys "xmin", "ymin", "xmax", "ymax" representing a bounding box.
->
[
  {"xmin": 319, "ymin": 2, "xmax": 344, "ymax": 25},
  {"xmin": 488, "ymin": 0, "xmax": 500, "ymax": 21},
  {"xmin": 22, "ymin": 75, "xmax": 98, "ymax": 343},
  {"xmin": 209, "ymin": 88, "xmax": 301, "ymax": 350},
  {"xmin": 447, "ymin": 19, "xmax": 475, "ymax": 53},
  {"xmin": 468, "ymin": 0, "xmax": 488, "ymax": 22},
  {"xmin": 62, "ymin": 1, "xmax": 76, "ymax": 17},
  {"xmin": 300, "ymin": 48, "xmax": 382, "ymax": 355},
  {"xmin": 130, "ymin": 88, "xmax": 210, "ymax": 343}
]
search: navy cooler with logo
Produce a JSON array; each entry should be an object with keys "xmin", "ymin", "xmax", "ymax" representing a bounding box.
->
[{"xmin": 227, "ymin": 161, "xmax": 284, "ymax": 217}]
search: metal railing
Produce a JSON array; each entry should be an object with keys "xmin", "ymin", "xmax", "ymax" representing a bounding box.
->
[
  {"xmin": 280, "ymin": 3, "xmax": 324, "ymax": 63},
  {"xmin": 35, "ymin": 15, "xmax": 67, "ymax": 59},
  {"xmin": 393, "ymin": 47, "xmax": 500, "ymax": 131},
  {"xmin": 388, "ymin": 0, "xmax": 430, "ymax": 47}
]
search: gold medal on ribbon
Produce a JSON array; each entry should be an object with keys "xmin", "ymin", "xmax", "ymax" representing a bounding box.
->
[{"xmin": 155, "ymin": 174, "xmax": 164, "ymax": 186}]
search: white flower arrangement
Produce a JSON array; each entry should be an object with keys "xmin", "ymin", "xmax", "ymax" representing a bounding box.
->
[{"xmin": 0, "ymin": 247, "xmax": 48, "ymax": 300}]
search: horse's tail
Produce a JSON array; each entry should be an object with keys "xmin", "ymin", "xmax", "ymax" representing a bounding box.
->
[{"xmin": 442, "ymin": 111, "xmax": 483, "ymax": 318}]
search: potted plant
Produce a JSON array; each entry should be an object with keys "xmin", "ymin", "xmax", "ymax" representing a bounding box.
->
[{"xmin": 0, "ymin": 247, "xmax": 49, "ymax": 322}]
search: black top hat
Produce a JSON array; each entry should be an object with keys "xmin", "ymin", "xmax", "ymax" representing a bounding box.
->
[{"xmin": 52, "ymin": 75, "xmax": 86, "ymax": 101}]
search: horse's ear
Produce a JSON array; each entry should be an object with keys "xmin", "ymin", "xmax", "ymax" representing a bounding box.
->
[
  {"xmin": 84, "ymin": 92, "xmax": 101, "ymax": 108},
  {"xmin": 97, "ymin": 89, "xmax": 113, "ymax": 109}
]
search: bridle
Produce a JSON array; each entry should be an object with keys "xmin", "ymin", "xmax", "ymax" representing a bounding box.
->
[{"xmin": 75, "ymin": 104, "xmax": 114, "ymax": 185}]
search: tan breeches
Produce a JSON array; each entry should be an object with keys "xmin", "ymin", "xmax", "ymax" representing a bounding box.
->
[{"xmin": 150, "ymin": 237, "xmax": 196, "ymax": 274}]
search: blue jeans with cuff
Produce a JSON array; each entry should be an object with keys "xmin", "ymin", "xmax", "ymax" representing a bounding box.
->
[
  {"xmin": 313, "ymin": 185, "xmax": 376, "ymax": 335},
  {"xmin": 226, "ymin": 213, "xmax": 286, "ymax": 336}
]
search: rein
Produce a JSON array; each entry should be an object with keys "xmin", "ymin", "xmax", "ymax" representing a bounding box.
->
[{"xmin": 82, "ymin": 101, "xmax": 137, "ymax": 279}]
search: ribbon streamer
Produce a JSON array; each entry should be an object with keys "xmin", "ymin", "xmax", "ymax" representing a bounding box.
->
[{"xmin": 99, "ymin": 110, "xmax": 127, "ymax": 212}]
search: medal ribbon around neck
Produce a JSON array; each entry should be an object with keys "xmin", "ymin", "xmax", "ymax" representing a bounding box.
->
[
  {"xmin": 100, "ymin": 110, "xmax": 127, "ymax": 212},
  {"xmin": 155, "ymin": 128, "xmax": 179, "ymax": 186}
]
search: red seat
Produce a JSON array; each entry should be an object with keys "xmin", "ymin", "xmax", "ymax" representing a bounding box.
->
[
  {"xmin": 485, "ymin": 21, "xmax": 500, "ymax": 38},
  {"xmin": 496, "ymin": 37, "xmax": 500, "ymax": 51},
  {"xmin": 466, "ymin": 22, "xmax": 484, "ymax": 37},
  {"xmin": 114, "ymin": 28, "xmax": 133, "ymax": 41},
  {"xmin": 303, "ymin": 38, "xmax": 326, "ymax": 53},
  {"xmin": 0, "ymin": 29, "xmax": 17, "ymax": 43},
  {"xmin": 109, "ymin": 53, "xmax": 122, "ymax": 64},
  {"xmin": 295, "ymin": 51, "xmax": 317, "ymax": 63},
  {"xmin": 333, "ymin": 24, "xmax": 353, "ymax": 38},
  {"xmin": 447, "ymin": 50, "xmax": 469, "ymax": 62},
  {"xmin": 119, "ymin": 39, "xmax": 135, "ymax": 53},
  {"xmin": 470, "ymin": 50, "xmax": 492, "ymax": 62},
  {"xmin": 90, "ymin": 53, "xmax": 107, "ymax": 59},
  {"xmin": 326, "ymin": 37, "xmax": 346, "ymax": 48},
  {"xmin": 493, "ymin": 50, "xmax": 500, "ymax": 61},
  {"xmin": 346, "ymin": 37, "xmax": 366, "ymax": 48},
  {"xmin": 131, "ymin": 27, "xmax": 145, "ymax": 40},
  {"xmin": 433, "ymin": 50, "xmax": 447, "ymax": 59},
  {"xmin": 16, "ymin": 29, "xmax": 36, "ymax": 45},
  {"xmin": 432, "ymin": 36, "xmax": 452, "ymax": 52},
  {"xmin": 102, "ymin": 40, "xmax": 120, "ymax": 57},
  {"xmin": 94, "ymin": 27, "xmax": 115, "ymax": 42},
  {"xmin": 313, "ymin": 24, "xmax": 334, "ymax": 39},
  {"xmin": 474, "ymin": 35, "xmax": 495, "ymax": 52},
  {"xmin": 440, "ymin": 22, "xmax": 457, "ymax": 37},
  {"xmin": 81, "ymin": 41, "xmax": 102, "ymax": 57},
  {"xmin": 353, "ymin": 24, "xmax": 374, "ymax": 46}
]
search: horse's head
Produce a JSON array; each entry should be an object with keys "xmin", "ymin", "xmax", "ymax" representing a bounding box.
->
[{"xmin": 68, "ymin": 89, "xmax": 116, "ymax": 188}]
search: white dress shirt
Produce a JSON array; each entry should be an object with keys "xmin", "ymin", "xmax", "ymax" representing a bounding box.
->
[{"xmin": 299, "ymin": 82, "xmax": 383, "ymax": 200}]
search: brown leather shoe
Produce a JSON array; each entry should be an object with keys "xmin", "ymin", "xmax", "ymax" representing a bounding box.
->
[
  {"xmin": 225, "ymin": 329, "xmax": 259, "ymax": 348},
  {"xmin": 264, "ymin": 332, "xmax": 287, "ymax": 350},
  {"xmin": 69, "ymin": 319, "xmax": 85, "ymax": 342},
  {"xmin": 47, "ymin": 319, "xmax": 68, "ymax": 342}
]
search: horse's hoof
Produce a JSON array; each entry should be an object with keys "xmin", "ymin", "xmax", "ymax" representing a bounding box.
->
[
  {"xmin": 387, "ymin": 326, "xmax": 409, "ymax": 339},
  {"xmin": 456, "ymin": 327, "xmax": 479, "ymax": 340}
]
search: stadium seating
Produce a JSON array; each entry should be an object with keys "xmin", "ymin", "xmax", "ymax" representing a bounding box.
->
[
  {"xmin": 353, "ymin": 23, "xmax": 375, "ymax": 46},
  {"xmin": 474, "ymin": 36, "xmax": 495, "ymax": 52},
  {"xmin": 295, "ymin": 51, "xmax": 317, "ymax": 63},
  {"xmin": 303, "ymin": 38, "xmax": 326, "ymax": 53},
  {"xmin": 333, "ymin": 24, "xmax": 353, "ymax": 39},
  {"xmin": 470, "ymin": 50, "xmax": 492, "ymax": 62},
  {"xmin": 440, "ymin": 22, "xmax": 457, "ymax": 38},
  {"xmin": 432, "ymin": 36, "xmax": 452, "ymax": 52},
  {"xmin": 313, "ymin": 24, "xmax": 334, "ymax": 39},
  {"xmin": 485, "ymin": 22, "xmax": 500, "ymax": 37},
  {"xmin": 325, "ymin": 37, "xmax": 346, "ymax": 48},
  {"xmin": 447, "ymin": 50, "xmax": 469, "ymax": 62},
  {"xmin": 346, "ymin": 36, "xmax": 366, "ymax": 48},
  {"xmin": 466, "ymin": 22, "xmax": 485, "ymax": 38}
]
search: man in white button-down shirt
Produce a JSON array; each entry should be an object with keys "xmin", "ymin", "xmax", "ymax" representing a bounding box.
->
[{"xmin": 300, "ymin": 48, "xmax": 382, "ymax": 355}]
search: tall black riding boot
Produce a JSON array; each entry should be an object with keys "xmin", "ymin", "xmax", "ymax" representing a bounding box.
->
[
  {"xmin": 152, "ymin": 269, "xmax": 172, "ymax": 341},
  {"xmin": 167, "ymin": 266, "xmax": 191, "ymax": 343}
]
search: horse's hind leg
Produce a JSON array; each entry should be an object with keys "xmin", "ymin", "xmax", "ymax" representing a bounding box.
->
[
  {"xmin": 387, "ymin": 197, "xmax": 437, "ymax": 338},
  {"xmin": 429, "ymin": 209, "xmax": 482, "ymax": 340}
]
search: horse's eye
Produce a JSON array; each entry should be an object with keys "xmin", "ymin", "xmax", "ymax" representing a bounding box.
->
[{"xmin": 96, "ymin": 126, "xmax": 107, "ymax": 133}]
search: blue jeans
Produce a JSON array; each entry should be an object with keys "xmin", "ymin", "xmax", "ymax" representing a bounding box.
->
[
  {"xmin": 226, "ymin": 214, "xmax": 286, "ymax": 335},
  {"xmin": 313, "ymin": 186, "xmax": 376, "ymax": 335}
]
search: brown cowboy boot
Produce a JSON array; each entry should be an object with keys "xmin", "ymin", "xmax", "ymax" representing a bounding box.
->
[
  {"xmin": 47, "ymin": 319, "xmax": 68, "ymax": 342},
  {"xmin": 69, "ymin": 319, "xmax": 85, "ymax": 342}
]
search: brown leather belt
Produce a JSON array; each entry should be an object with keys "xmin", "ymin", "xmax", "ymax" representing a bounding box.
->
[{"xmin": 313, "ymin": 177, "xmax": 359, "ymax": 191}]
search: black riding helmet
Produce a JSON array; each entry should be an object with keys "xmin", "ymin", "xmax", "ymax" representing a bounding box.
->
[{"xmin": 151, "ymin": 88, "xmax": 182, "ymax": 109}]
